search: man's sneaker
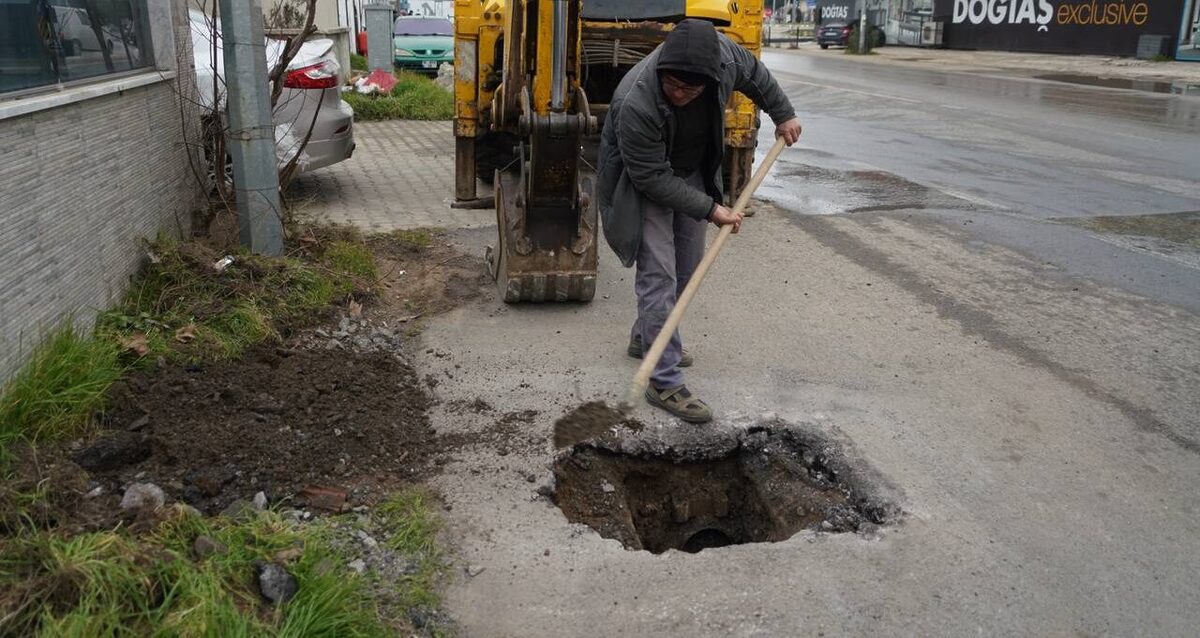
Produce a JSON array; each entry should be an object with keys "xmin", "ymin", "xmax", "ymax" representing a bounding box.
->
[
  {"xmin": 645, "ymin": 385, "xmax": 712, "ymax": 423},
  {"xmin": 627, "ymin": 335, "xmax": 693, "ymax": 367}
]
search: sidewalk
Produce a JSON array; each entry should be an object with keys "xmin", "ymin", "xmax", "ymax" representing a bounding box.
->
[
  {"xmin": 289, "ymin": 120, "xmax": 490, "ymax": 232},
  {"xmin": 769, "ymin": 41, "xmax": 1200, "ymax": 86}
]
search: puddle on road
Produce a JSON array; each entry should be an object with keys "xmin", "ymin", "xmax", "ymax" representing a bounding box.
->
[
  {"xmin": 552, "ymin": 420, "xmax": 899, "ymax": 554},
  {"xmin": 1057, "ymin": 211, "xmax": 1200, "ymax": 248},
  {"xmin": 1036, "ymin": 73, "xmax": 1200, "ymax": 96},
  {"xmin": 757, "ymin": 162, "xmax": 981, "ymax": 215}
]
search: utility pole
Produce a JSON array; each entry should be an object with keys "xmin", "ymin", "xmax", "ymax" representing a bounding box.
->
[
  {"xmin": 365, "ymin": 0, "xmax": 395, "ymax": 72},
  {"xmin": 858, "ymin": 0, "xmax": 867, "ymax": 52},
  {"xmin": 768, "ymin": 0, "xmax": 777, "ymax": 46},
  {"xmin": 219, "ymin": 0, "xmax": 284, "ymax": 256}
]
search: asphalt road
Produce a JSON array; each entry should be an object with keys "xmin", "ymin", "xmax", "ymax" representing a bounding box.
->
[
  {"xmin": 426, "ymin": 50, "xmax": 1200, "ymax": 636},
  {"xmin": 759, "ymin": 48, "xmax": 1200, "ymax": 310}
]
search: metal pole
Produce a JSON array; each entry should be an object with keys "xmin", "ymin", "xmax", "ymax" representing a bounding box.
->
[
  {"xmin": 770, "ymin": 0, "xmax": 777, "ymax": 45},
  {"xmin": 219, "ymin": 0, "xmax": 283, "ymax": 256},
  {"xmin": 858, "ymin": 1, "xmax": 867, "ymax": 52}
]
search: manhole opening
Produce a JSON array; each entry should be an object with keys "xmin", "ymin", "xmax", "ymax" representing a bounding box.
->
[{"xmin": 552, "ymin": 424, "xmax": 897, "ymax": 554}]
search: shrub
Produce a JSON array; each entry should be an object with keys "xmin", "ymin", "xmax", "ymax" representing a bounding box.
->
[{"xmin": 344, "ymin": 71, "xmax": 454, "ymax": 121}]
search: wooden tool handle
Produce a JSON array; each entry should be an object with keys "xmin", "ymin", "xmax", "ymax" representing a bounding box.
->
[{"xmin": 623, "ymin": 136, "xmax": 788, "ymax": 409}]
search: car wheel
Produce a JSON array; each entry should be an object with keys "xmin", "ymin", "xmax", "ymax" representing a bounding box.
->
[{"xmin": 819, "ymin": 43, "xmax": 829, "ymax": 49}]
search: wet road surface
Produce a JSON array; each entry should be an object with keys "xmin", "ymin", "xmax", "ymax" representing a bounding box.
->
[{"xmin": 760, "ymin": 49, "xmax": 1200, "ymax": 310}]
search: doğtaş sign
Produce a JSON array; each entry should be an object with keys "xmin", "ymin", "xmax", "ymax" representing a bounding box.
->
[
  {"xmin": 815, "ymin": 0, "xmax": 857, "ymax": 23},
  {"xmin": 934, "ymin": 0, "xmax": 1185, "ymax": 55}
]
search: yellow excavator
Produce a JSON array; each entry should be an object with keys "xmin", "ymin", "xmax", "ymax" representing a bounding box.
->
[{"xmin": 453, "ymin": 0, "xmax": 765, "ymax": 302}]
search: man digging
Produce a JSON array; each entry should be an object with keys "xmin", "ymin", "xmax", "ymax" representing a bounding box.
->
[{"xmin": 597, "ymin": 19, "xmax": 801, "ymax": 423}]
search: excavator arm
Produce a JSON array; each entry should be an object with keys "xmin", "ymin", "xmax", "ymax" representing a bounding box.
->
[{"xmin": 468, "ymin": 0, "xmax": 599, "ymax": 302}]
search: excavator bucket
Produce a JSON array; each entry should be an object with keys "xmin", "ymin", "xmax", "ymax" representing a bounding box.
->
[{"xmin": 487, "ymin": 165, "xmax": 598, "ymax": 303}]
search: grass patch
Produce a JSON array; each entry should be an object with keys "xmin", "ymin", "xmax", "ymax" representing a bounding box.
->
[
  {"xmin": 0, "ymin": 489, "xmax": 450, "ymax": 636},
  {"xmin": 375, "ymin": 490, "xmax": 445, "ymax": 610},
  {"xmin": 344, "ymin": 71, "xmax": 453, "ymax": 121},
  {"xmin": 390, "ymin": 228, "xmax": 434, "ymax": 251},
  {"xmin": 0, "ymin": 324, "xmax": 124, "ymax": 460},
  {"xmin": 350, "ymin": 52, "xmax": 368, "ymax": 71},
  {"xmin": 95, "ymin": 232, "xmax": 377, "ymax": 364},
  {"xmin": 0, "ymin": 507, "xmax": 394, "ymax": 636}
]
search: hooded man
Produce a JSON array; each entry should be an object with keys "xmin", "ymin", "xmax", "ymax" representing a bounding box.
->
[{"xmin": 597, "ymin": 19, "xmax": 801, "ymax": 423}]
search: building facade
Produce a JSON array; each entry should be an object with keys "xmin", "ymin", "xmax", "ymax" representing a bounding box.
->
[
  {"xmin": 818, "ymin": 0, "xmax": 1199, "ymax": 58},
  {"xmin": 932, "ymin": 0, "xmax": 1195, "ymax": 58},
  {"xmin": 0, "ymin": 0, "xmax": 203, "ymax": 383}
]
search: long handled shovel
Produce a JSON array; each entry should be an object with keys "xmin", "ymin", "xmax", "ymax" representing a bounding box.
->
[{"xmin": 621, "ymin": 136, "xmax": 788, "ymax": 411}]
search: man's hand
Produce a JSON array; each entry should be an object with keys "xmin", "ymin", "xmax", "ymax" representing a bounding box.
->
[
  {"xmin": 708, "ymin": 203, "xmax": 743, "ymax": 233},
  {"xmin": 775, "ymin": 117, "xmax": 802, "ymax": 146}
]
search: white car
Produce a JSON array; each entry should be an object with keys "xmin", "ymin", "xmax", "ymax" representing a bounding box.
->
[{"xmin": 189, "ymin": 9, "xmax": 354, "ymax": 175}]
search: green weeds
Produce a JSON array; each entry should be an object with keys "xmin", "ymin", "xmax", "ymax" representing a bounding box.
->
[
  {"xmin": 1, "ymin": 490, "xmax": 448, "ymax": 636},
  {"xmin": 95, "ymin": 235, "xmax": 376, "ymax": 363},
  {"xmin": 376, "ymin": 490, "xmax": 445, "ymax": 609},
  {"xmin": 0, "ymin": 324, "xmax": 124, "ymax": 459},
  {"xmin": 390, "ymin": 229, "xmax": 434, "ymax": 251},
  {"xmin": 0, "ymin": 507, "xmax": 395, "ymax": 636}
]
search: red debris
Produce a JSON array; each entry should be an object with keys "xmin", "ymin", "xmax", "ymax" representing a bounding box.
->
[
  {"xmin": 299, "ymin": 485, "xmax": 349, "ymax": 512},
  {"xmin": 365, "ymin": 69, "xmax": 396, "ymax": 94}
]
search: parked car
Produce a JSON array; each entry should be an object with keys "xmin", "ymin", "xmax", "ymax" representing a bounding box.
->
[
  {"xmin": 817, "ymin": 21, "xmax": 885, "ymax": 49},
  {"xmin": 188, "ymin": 10, "xmax": 354, "ymax": 176},
  {"xmin": 54, "ymin": 6, "xmax": 123, "ymax": 56},
  {"xmin": 393, "ymin": 16, "xmax": 453, "ymax": 74}
]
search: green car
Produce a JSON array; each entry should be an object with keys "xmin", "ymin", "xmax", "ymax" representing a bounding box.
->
[{"xmin": 393, "ymin": 17, "xmax": 454, "ymax": 74}]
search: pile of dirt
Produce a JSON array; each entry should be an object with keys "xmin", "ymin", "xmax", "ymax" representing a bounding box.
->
[{"xmin": 88, "ymin": 347, "xmax": 441, "ymax": 514}]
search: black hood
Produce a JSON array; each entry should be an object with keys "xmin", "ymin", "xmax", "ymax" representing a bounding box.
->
[{"xmin": 656, "ymin": 19, "xmax": 721, "ymax": 85}]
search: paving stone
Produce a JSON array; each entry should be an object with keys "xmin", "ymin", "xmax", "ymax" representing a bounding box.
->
[{"xmin": 289, "ymin": 121, "xmax": 492, "ymax": 232}]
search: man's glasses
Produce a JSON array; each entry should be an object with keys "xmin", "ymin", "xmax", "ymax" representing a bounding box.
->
[{"xmin": 662, "ymin": 74, "xmax": 706, "ymax": 96}]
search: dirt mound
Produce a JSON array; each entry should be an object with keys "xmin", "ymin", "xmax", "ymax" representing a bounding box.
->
[
  {"xmin": 95, "ymin": 347, "xmax": 439, "ymax": 514},
  {"xmin": 367, "ymin": 230, "xmax": 491, "ymax": 320}
]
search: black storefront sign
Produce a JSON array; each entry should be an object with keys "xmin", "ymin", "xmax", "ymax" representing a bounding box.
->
[{"xmin": 933, "ymin": 0, "xmax": 1185, "ymax": 56}]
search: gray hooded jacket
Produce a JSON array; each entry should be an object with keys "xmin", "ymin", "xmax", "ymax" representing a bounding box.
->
[{"xmin": 597, "ymin": 20, "xmax": 796, "ymax": 267}]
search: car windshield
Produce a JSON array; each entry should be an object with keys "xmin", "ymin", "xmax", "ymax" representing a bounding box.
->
[{"xmin": 394, "ymin": 18, "xmax": 452, "ymax": 36}]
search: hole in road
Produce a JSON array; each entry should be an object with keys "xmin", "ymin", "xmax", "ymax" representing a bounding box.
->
[{"xmin": 552, "ymin": 423, "xmax": 899, "ymax": 554}]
